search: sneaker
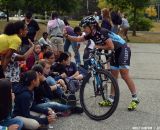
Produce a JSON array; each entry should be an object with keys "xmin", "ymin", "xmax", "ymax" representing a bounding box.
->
[
  {"xmin": 56, "ymin": 111, "xmax": 71, "ymax": 117},
  {"xmin": 98, "ymin": 100, "xmax": 112, "ymax": 107},
  {"xmin": 128, "ymin": 100, "xmax": 140, "ymax": 111},
  {"xmin": 71, "ymin": 106, "xmax": 84, "ymax": 114},
  {"xmin": 61, "ymin": 94, "xmax": 77, "ymax": 106},
  {"xmin": 67, "ymin": 94, "xmax": 77, "ymax": 106}
]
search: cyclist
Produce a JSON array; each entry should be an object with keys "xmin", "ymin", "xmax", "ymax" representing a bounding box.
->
[{"xmin": 63, "ymin": 16, "xmax": 139, "ymax": 111}]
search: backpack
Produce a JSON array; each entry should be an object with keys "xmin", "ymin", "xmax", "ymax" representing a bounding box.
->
[{"xmin": 65, "ymin": 78, "xmax": 81, "ymax": 94}]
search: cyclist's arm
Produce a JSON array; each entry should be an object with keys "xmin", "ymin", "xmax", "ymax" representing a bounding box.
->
[
  {"xmin": 95, "ymin": 38, "xmax": 114, "ymax": 50},
  {"xmin": 64, "ymin": 34, "xmax": 85, "ymax": 43}
]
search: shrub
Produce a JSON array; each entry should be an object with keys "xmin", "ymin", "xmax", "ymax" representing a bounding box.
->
[{"xmin": 128, "ymin": 12, "xmax": 153, "ymax": 31}]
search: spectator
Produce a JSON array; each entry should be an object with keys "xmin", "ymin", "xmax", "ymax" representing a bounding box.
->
[
  {"xmin": 63, "ymin": 19, "xmax": 81, "ymax": 65},
  {"xmin": 4, "ymin": 39, "xmax": 34, "ymax": 93},
  {"xmin": 74, "ymin": 26, "xmax": 95, "ymax": 70},
  {"xmin": 38, "ymin": 32, "xmax": 51, "ymax": 46},
  {"xmin": 121, "ymin": 14, "xmax": 130, "ymax": 42},
  {"xmin": 101, "ymin": 8, "xmax": 112, "ymax": 31},
  {"xmin": 47, "ymin": 11, "xmax": 65, "ymax": 52},
  {"xmin": 13, "ymin": 70, "xmax": 56, "ymax": 130},
  {"xmin": 93, "ymin": 11, "xmax": 99, "ymax": 23},
  {"xmin": 0, "ymin": 79, "xmax": 24, "ymax": 130},
  {"xmin": 26, "ymin": 43, "xmax": 43, "ymax": 70},
  {"xmin": 110, "ymin": 9, "xmax": 122, "ymax": 34},
  {"xmin": 20, "ymin": 11, "xmax": 40, "ymax": 54},
  {"xmin": 0, "ymin": 21, "xmax": 28, "ymax": 78}
]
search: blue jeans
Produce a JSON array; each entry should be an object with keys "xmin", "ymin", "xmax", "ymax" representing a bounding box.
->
[
  {"xmin": 64, "ymin": 39, "xmax": 81, "ymax": 65},
  {"xmin": 0, "ymin": 118, "xmax": 23, "ymax": 130},
  {"xmin": 35, "ymin": 102, "xmax": 72, "ymax": 112},
  {"xmin": 46, "ymin": 76, "xmax": 56, "ymax": 86},
  {"xmin": 46, "ymin": 76, "xmax": 64, "ymax": 98}
]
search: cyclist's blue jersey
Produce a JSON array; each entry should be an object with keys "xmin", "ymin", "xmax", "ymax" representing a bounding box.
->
[{"xmin": 84, "ymin": 28, "xmax": 126, "ymax": 50}]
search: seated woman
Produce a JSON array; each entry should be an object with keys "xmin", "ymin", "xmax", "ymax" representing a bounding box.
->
[
  {"xmin": 66, "ymin": 52, "xmax": 83, "ymax": 80},
  {"xmin": 51, "ymin": 52, "xmax": 84, "ymax": 93},
  {"xmin": 4, "ymin": 39, "xmax": 34, "ymax": 93},
  {"xmin": 0, "ymin": 78, "xmax": 23, "ymax": 130},
  {"xmin": 37, "ymin": 59, "xmax": 67, "ymax": 92},
  {"xmin": 31, "ymin": 64, "xmax": 83, "ymax": 115},
  {"xmin": 26, "ymin": 43, "xmax": 43, "ymax": 70},
  {"xmin": 13, "ymin": 70, "xmax": 56, "ymax": 130}
]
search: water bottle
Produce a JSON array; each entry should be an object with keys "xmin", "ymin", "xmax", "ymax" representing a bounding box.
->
[{"xmin": 48, "ymin": 108, "xmax": 56, "ymax": 129}]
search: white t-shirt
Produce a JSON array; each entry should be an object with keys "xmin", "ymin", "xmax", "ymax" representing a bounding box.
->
[
  {"xmin": 38, "ymin": 37, "xmax": 51, "ymax": 46},
  {"xmin": 4, "ymin": 53, "xmax": 20, "ymax": 82},
  {"xmin": 93, "ymin": 15, "xmax": 99, "ymax": 23},
  {"xmin": 81, "ymin": 32, "xmax": 95, "ymax": 49},
  {"xmin": 121, "ymin": 18, "xmax": 129, "ymax": 28}
]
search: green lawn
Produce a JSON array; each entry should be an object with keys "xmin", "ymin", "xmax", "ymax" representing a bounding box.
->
[{"xmin": 0, "ymin": 20, "xmax": 160, "ymax": 43}]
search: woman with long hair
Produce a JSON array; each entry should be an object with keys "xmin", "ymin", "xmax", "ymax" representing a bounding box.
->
[
  {"xmin": 0, "ymin": 21, "xmax": 28, "ymax": 78},
  {"xmin": 0, "ymin": 79, "xmax": 23, "ymax": 130},
  {"xmin": 101, "ymin": 8, "xmax": 112, "ymax": 31}
]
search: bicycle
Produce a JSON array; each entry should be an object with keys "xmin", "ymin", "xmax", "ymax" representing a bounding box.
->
[{"xmin": 80, "ymin": 49, "xmax": 120, "ymax": 121}]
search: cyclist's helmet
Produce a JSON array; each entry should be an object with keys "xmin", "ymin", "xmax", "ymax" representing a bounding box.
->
[{"xmin": 79, "ymin": 16, "xmax": 97, "ymax": 27}]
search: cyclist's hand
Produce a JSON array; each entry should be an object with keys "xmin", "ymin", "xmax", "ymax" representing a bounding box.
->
[
  {"xmin": 63, "ymin": 28, "xmax": 68, "ymax": 38},
  {"xmin": 94, "ymin": 45, "xmax": 99, "ymax": 49}
]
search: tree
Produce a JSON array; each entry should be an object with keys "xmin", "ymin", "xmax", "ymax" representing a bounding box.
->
[
  {"xmin": 98, "ymin": 0, "xmax": 108, "ymax": 9},
  {"xmin": 105, "ymin": 0, "xmax": 150, "ymax": 36},
  {"xmin": 0, "ymin": 0, "xmax": 25, "ymax": 21},
  {"xmin": 145, "ymin": 6, "xmax": 157, "ymax": 18}
]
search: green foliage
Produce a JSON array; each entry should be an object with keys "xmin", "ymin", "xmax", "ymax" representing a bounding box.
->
[
  {"xmin": 128, "ymin": 12, "xmax": 153, "ymax": 31},
  {"xmin": 0, "ymin": 0, "xmax": 82, "ymax": 15}
]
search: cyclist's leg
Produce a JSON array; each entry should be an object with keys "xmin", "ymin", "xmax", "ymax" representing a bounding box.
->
[
  {"xmin": 118, "ymin": 45, "xmax": 139, "ymax": 110},
  {"xmin": 120, "ymin": 68, "xmax": 137, "ymax": 95},
  {"xmin": 99, "ymin": 53, "xmax": 119, "ymax": 107}
]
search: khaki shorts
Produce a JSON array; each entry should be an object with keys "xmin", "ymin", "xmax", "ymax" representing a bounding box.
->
[
  {"xmin": 16, "ymin": 112, "xmax": 42, "ymax": 130},
  {"xmin": 50, "ymin": 36, "xmax": 64, "ymax": 52}
]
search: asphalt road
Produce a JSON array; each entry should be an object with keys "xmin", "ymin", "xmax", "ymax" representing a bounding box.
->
[{"xmin": 49, "ymin": 43, "xmax": 160, "ymax": 130}]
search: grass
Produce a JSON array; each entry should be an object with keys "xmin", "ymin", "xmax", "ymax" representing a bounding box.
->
[
  {"xmin": 150, "ymin": 22, "xmax": 160, "ymax": 32},
  {"xmin": 128, "ymin": 33, "xmax": 160, "ymax": 43},
  {"xmin": 0, "ymin": 19, "xmax": 160, "ymax": 43}
]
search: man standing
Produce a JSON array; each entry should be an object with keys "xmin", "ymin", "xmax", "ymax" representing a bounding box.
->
[
  {"xmin": 47, "ymin": 11, "xmax": 65, "ymax": 52},
  {"xmin": 20, "ymin": 12, "xmax": 40, "ymax": 54}
]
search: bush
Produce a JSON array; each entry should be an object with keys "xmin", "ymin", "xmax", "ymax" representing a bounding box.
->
[{"xmin": 128, "ymin": 13, "xmax": 153, "ymax": 31}]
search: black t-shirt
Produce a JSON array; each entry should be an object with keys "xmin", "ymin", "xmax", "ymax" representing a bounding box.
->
[
  {"xmin": 101, "ymin": 19, "xmax": 112, "ymax": 31},
  {"xmin": 22, "ymin": 19, "xmax": 40, "ymax": 44},
  {"xmin": 65, "ymin": 62, "xmax": 77, "ymax": 77},
  {"xmin": 84, "ymin": 28, "xmax": 109, "ymax": 46},
  {"xmin": 51, "ymin": 62, "xmax": 67, "ymax": 75},
  {"xmin": 84, "ymin": 28, "xmax": 125, "ymax": 50},
  {"xmin": 34, "ymin": 80, "xmax": 53, "ymax": 104}
]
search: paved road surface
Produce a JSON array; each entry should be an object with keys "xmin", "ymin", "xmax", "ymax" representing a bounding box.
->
[{"xmin": 49, "ymin": 43, "xmax": 160, "ymax": 130}]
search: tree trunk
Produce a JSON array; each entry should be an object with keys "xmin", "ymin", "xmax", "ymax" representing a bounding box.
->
[
  {"xmin": 6, "ymin": 9, "xmax": 9, "ymax": 22},
  {"xmin": 132, "ymin": 7, "xmax": 137, "ymax": 36}
]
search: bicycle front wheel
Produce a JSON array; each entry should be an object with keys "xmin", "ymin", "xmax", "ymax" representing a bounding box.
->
[{"xmin": 80, "ymin": 69, "xmax": 119, "ymax": 121}]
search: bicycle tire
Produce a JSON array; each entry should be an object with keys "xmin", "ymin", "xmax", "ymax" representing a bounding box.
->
[{"xmin": 80, "ymin": 69, "xmax": 119, "ymax": 121}]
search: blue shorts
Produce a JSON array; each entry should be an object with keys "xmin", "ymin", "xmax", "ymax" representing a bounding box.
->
[{"xmin": 110, "ymin": 65, "xmax": 129, "ymax": 70}]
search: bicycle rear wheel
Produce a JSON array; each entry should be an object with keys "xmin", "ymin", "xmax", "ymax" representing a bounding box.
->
[{"xmin": 80, "ymin": 69, "xmax": 119, "ymax": 121}]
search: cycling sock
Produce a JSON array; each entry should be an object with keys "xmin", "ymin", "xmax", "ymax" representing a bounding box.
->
[
  {"xmin": 108, "ymin": 95, "xmax": 114, "ymax": 103},
  {"xmin": 132, "ymin": 94, "xmax": 138, "ymax": 101}
]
